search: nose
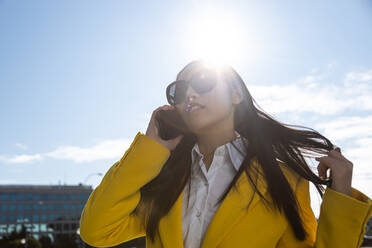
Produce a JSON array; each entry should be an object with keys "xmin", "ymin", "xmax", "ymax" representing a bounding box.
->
[{"xmin": 185, "ymin": 85, "xmax": 199, "ymax": 103}]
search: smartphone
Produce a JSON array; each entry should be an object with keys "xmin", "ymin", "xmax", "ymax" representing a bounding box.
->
[{"xmin": 155, "ymin": 109, "xmax": 189, "ymax": 140}]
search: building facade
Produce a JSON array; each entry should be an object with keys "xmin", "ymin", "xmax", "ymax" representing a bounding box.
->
[{"xmin": 0, "ymin": 184, "xmax": 92, "ymax": 244}]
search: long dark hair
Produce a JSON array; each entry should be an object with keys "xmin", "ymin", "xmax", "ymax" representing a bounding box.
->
[{"xmin": 131, "ymin": 60, "xmax": 334, "ymax": 243}]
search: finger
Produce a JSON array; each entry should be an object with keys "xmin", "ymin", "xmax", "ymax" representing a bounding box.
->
[
  {"xmin": 152, "ymin": 106, "xmax": 163, "ymax": 116},
  {"xmin": 317, "ymin": 163, "xmax": 333, "ymax": 180},
  {"xmin": 315, "ymin": 156, "xmax": 339, "ymax": 170},
  {"xmin": 334, "ymin": 146, "xmax": 341, "ymax": 152},
  {"xmin": 317, "ymin": 162, "xmax": 328, "ymax": 179},
  {"xmin": 328, "ymin": 148, "xmax": 353, "ymax": 165},
  {"xmin": 159, "ymin": 105, "xmax": 174, "ymax": 111},
  {"xmin": 328, "ymin": 148, "xmax": 344, "ymax": 160},
  {"xmin": 163, "ymin": 105, "xmax": 174, "ymax": 110},
  {"xmin": 173, "ymin": 134, "xmax": 184, "ymax": 143},
  {"xmin": 151, "ymin": 105, "xmax": 168, "ymax": 119}
]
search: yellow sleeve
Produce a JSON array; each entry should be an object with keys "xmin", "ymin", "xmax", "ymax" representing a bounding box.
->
[
  {"xmin": 79, "ymin": 132, "xmax": 171, "ymax": 248},
  {"xmin": 276, "ymin": 177, "xmax": 372, "ymax": 248}
]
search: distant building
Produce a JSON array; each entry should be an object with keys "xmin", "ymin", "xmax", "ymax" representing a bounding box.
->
[{"xmin": 0, "ymin": 184, "xmax": 92, "ymax": 244}]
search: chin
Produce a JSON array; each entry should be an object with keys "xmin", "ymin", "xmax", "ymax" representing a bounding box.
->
[{"xmin": 187, "ymin": 119, "xmax": 217, "ymax": 134}]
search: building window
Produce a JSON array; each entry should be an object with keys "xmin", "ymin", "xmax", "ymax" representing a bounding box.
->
[
  {"xmin": 16, "ymin": 214, "xmax": 24, "ymax": 222},
  {"xmin": 48, "ymin": 194, "xmax": 56, "ymax": 201},
  {"xmin": 79, "ymin": 194, "xmax": 89, "ymax": 201},
  {"xmin": 41, "ymin": 194, "xmax": 48, "ymax": 201},
  {"xmin": 1, "ymin": 204, "xmax": 7, "ymax": 212},
  {"xmin": 10, "ymin": 193, "xmax": 16, "ymax": 201},
  {"xmin": 41, "ymin": 204, "xmax": 47, "ymax": 211},
  {"xmin": 9, "ymin": 215, "xmax": 15, "ymax": 222},
  {"xmin": 26, "ymin": 193, "xmax": 32, "ymax": 201},
  {"xmin": 55, "ymin": 214, "xmax": 62, "ymax": 220},
  {"xmin": 31, "ymin": 223, "xmax": 40, "ymax": 232},
  {"xmin": 33, "ymin": 194, "xmax": 40, "ymax": 201},
  {"xmin": 57, "ymin": 194, "xmax": 63, "ymax": 201},
  {"xmin": 1, "ymin": 193, "xmax": 9, "ymax": 201},
  {"xmin": 0, "ymin": 215, "xmax": 6, "ymax": 222},
  {"xmin": 25, "ymin": 214, "xmax": 32, "ymax": 222},
  {"xmin": 17, "ymin": 193, "xmax": 24, "ymax": 201},
  {"xmin": 17, "ymin": 204, "xmax": 24, "ymax": 211},
  {"xmin": 9, "ymin": 204, "xmax": 16, "ymax": 211},
  {"xmin": 40, "ymin": 224, "xmax": 47, "ymax": 232},
  {"xmin": 41, "ymin": 214, "xmax": 47, "ymax": 222},
  {"xmin": 33, "ymin": 215, "xmax": 39, "ymax": 222},
  {"xmin": 33, "ymin": 204, "xmax": 39, "ymax": 211}
]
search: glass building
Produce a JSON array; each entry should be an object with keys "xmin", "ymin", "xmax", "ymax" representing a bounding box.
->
[{"xmin": 0, "ymin": 184, "xmax": 92, "ymax": 243}]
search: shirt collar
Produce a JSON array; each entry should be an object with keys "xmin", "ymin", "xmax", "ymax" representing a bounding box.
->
[{"xmin": 191, "ymin": 130, "xmax": 248, "ymax": 171}]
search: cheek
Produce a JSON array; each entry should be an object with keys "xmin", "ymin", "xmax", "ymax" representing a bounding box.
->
[
  {"xmin": 175, "ymin": 85, "xmax": 234, "ymax": 131},
  {"xmin": 205, "ymin": 87, "xmax": 233, "ymax": 115}
]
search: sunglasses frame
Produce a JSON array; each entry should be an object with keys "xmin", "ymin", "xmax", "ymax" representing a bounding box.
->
[{"xmin": 166, "ymin": 70, "xmax": 219, "ymax": 106}]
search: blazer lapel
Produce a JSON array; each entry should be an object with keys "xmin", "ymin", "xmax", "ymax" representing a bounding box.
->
[
  {"xmin": 158, "ymin": 189, "xmax": 185, "ymax": 248},
  {"xmin": 158, "ymin": 161, "xmax": 269, "ymax": 248},
  {"xmin": 200, "ymin": 167, "xmax": 268, "ymax": 248}
]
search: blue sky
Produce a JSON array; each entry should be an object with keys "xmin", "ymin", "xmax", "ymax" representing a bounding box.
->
[{"xmin": 1, "ymin": 0, "xmax": 371, "ymax": 217}]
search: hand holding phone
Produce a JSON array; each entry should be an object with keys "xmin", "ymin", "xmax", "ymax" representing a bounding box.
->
[{"xmin": 145, "ymin": 105, "xmax": 186, "ymax": 151}]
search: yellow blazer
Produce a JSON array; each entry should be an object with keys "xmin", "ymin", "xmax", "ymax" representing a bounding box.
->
[{"xmin": 79, "ymin": 132, "xmax": 372, "ymax": 248}]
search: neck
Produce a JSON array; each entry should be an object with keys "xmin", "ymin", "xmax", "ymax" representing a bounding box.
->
[{"xmin": 195, "ymin": 122, "xmax": 238, "ymax": 158}]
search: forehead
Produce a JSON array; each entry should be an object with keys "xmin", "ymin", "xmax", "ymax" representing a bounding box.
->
[{"xmin": 177, "ymin": 64, "xmax": 220, "ymax": 82}]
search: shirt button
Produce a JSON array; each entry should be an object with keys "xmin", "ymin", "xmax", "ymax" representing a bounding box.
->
[{"xmin": 196, "ymin": 211, "xmax": 201, "ymax": 217}]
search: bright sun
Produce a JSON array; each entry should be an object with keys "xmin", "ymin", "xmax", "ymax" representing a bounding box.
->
[{"xmin": 182, "ymin": 6, "xmax": 250, "ymax": 66}]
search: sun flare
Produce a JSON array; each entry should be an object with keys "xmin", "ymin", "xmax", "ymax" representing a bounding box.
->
[{"xmin": 183, "ymin": 7, "xmax": 249, "ymax": 67}]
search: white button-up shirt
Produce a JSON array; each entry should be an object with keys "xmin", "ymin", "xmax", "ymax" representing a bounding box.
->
[{"xmin": 181, "ymin": 131, "xmax": 248, "ymax": 248}]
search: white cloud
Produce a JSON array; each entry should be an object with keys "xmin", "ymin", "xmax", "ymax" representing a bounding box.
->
[
  {"xmin": 250, "ymin": 83, "xmax": 350, "ymax": 115},
  {"xmin": 44, "ymin": 139, "xmax": 132, "ymax": 163},
  {"xmin": 15, "ymin": 143, "xmax": 28, "ymax": 150},
  {"xmin": 249, "ymin": 68, "xmax": 372, "ymax": 115},
  {"xmin": 310, "ymin": 68, "xmax": 319, "ymax": 74},
  {"xmin": 343, "ymin": 137, "xmax": 372, "ymax": 176},
  {"xmin": 0, "ymin": 138, "xmax": 133, "ymax": 164},
  {"xmin": 314, "ymin": 115, "xmax": 372, "ymax": 142},
  {"xmin": 345, "ymin": 69, "xmax": 372, "ymax": 83},
  {"xmin": 0, "ymin": 154, "xmax": 43, "ymax": 164}
]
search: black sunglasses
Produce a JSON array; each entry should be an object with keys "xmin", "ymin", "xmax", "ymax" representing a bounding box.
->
[{"xmin": 166, "ymin": 69, "xmax": 219, "ymax": 105}]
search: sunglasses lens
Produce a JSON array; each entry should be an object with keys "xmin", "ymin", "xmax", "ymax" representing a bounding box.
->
[
  {"xmin": 174, "ymin": 81, "xmax": 188, "ymax": 104},
  {"xmin": 167, "ymin": 71, "xmax": 218, "ymax": 105},
  {"xmin": 168, "ymin": 81, "xmax": 188, "ymax": 105},
  {"xmin": 191, "ymin": 74, "xmax": 216, "ymax": 94}
]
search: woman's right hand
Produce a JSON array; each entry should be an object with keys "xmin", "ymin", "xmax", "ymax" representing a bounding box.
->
[{"xmin": 145, "ymin": 105, "xmax": 184, "ymax": 151}]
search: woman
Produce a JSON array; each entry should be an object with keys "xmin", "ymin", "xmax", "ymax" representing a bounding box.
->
[{"xmin": 79, "ymin": 59, "xmax": 372, "ymax": 248}]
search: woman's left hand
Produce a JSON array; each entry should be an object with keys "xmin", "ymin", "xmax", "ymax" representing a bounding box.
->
[{"xmin": 315, "ymin": 147, "xmax": 353, "ymax": 197}]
